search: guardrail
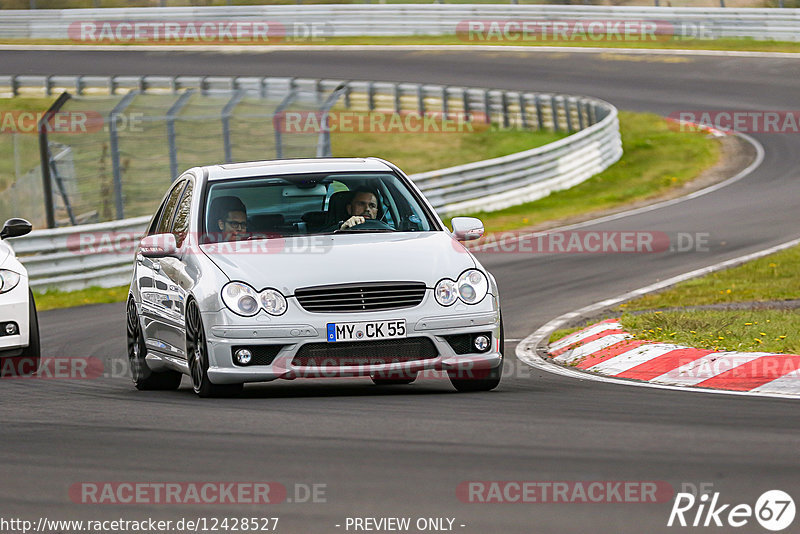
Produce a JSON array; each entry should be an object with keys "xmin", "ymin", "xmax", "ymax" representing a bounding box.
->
[
  {"xmin": 5, "ymin": 74, "xmax": 621, "ymax": 290},
  {"xmin": 0, "ymin": 5, "xmax": 799, "ymax": 41}
]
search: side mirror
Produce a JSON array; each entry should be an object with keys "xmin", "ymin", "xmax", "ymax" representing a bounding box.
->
[
  {"xmin": 451, "ymin": 217, "xmax": 484, "ymax": 241},
  {"xmin": 139, "ymin": 233, "xmax": 178, "ymax": 259},
  {"xmin": 0, "ymin": 218, "xmax": 32, "ymax": 240}
]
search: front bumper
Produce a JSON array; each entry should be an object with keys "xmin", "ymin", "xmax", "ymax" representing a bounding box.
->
[
  {"xmin": 202, "ymin": 297, "xmax": 501, "ymax": 385},
  {"xmin": 0, "ymin": 275, "xmax": 30, "ymax": 354}
]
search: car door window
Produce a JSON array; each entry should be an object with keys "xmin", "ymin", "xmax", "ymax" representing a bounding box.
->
[
  {"xmin": 171, "ymin": 180, "xmax": 194, "ymax": 248},
  {"xmin": 155, "ymin": 181, "xmax": 186, "ymax": 235}
]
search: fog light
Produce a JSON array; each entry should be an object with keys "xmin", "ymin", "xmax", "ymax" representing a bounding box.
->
[
  {"xmin": 234, "ymin": 348, "xmax": 252, "ymax": 365},
  {"xmin": 5, "ymin": 323, "xmax": 17, "ymax": 335},
  {"xmin": 473, "ymin": 335, "xmax": 490, "ymax": 352}
]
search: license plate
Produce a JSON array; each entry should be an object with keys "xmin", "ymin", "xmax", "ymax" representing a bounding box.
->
[{"xmin": 326, "ymin": 320, "xmax": 406, "ymax": 342}]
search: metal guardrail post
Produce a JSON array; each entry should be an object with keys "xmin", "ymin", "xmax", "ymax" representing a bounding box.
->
[
  {"xmin": 550, "ymin": 95, "xmax": 560, "ymax": 133},
  {"xmin": 577, "ymin": 99, "xmax": 586, "ymax": 131},
  {"xmin": 367, "ymin": 82, "xmax": 375, "ymax": 111},
  {"xmin": 462, "ymin": 88, "xmax": 471, "ymax": 121},
  {"xmin": 534, "ymin": 94, "xmax": 545, "ymax": 131},
  {"xmin": 518, "ymin": 94, "xmax": 528, "ymax": 130},
  {"xmin": 442, "ymin": 86, "xmax": 449, "ymax": 119},
  {"xmin": 166, "ymin": 89, "xmax": 194, "ymax": 182},
  {"xmin": 501, "ymin": 91, "xmax": 510, "ymax": 129},
  {"xmin": 393, "ymin": 83, "xmax": 401, "ymax": 113},
  {"xmin": 38, "ymin": 92, "xmax": 71, "ymax": 229},
  {"xmin": 222, "ymin": 90, "xmax": 245, "ymax": 163},
  {"xmin": 565, "ymin": 98, "xmax": 574, "ymax": 133},
  {"xmin": 483, "ymin": 90, "xmax": 491, "ymax": 125},
  {"xmin": 417, "ymin": 85, "xmax": 425, "ymax": 115},
  {"xmin": 109, "ymin": 90, "xmax": 138, "ymax": 220}
]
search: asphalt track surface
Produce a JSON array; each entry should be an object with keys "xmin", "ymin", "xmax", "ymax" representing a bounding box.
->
[{"xmin": 2, "ymin": 48, "xmax": 800, "ymax": 533}]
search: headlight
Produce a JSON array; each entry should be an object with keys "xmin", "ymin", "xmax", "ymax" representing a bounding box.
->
[
  {"xmin": 0, "ymin": 270, "xmax": 21, "ymax": 294},
  {"xmin": 222, "ymin": 282, "xmax": 260, "ymax": 317},
  {"xmin": 435, "ymin": 278, "xmax": 458, "ymax": 306},
  {"xmin": 457, "ymin": 269, "xmax": 489, "ymax": 304},
  {"xmin": 222, "ymin": 282, "xmax": 288, "ymax": 317},
  {"xmin": 260, "ymin": 288, "xmax": 287, "ymax": 316}
]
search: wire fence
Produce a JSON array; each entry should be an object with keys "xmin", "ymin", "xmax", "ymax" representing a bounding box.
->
[{"xmin": 2, "ymin": 87, "xmax": 328, "ymax": 228}]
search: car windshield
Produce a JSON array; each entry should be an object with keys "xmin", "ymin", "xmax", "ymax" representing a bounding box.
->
[{"xmin": 203, "ymin": 171, "xmax": 437, "ymax": 242}]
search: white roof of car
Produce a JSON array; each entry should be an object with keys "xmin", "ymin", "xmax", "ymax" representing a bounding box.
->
[{"xmin": 204, "ymin": 158, "xmax": 394, "ymax": 181}]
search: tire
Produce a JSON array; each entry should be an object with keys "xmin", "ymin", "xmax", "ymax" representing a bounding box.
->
[
  {"xmin": 19, "ymin": 290, "xmax": 41, "ymax": 374},
  {"xmin": 448, "ymin": 316, "xmax": 504, "ymax": 393},
  {"xmin": 371, "ymin": 371, "xmax": 417, "ymax": 386},
  {"xmin": 126, "ymin": 298, "xmax": 182, "ymax": 391},
  {"xmin": 186, "ymin": 299, "xmax": 242, "ymax": 398}
]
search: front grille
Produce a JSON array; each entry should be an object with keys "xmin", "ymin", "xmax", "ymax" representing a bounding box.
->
[
  {"xmin": 294, "ymin": 282, "xmax": 426, "ymax": 313},
  {"xmin": 231, "ymin": 345, "xmax": 284, "ymax": 366},
  {"xmin": 292, "ymin": 338, "xmax": 438, "ymax": 367}
]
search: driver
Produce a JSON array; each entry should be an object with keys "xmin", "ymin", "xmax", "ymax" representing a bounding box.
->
[{"xmin": 340, "ymin": 189, "xmax": 380, "ymax": 230}]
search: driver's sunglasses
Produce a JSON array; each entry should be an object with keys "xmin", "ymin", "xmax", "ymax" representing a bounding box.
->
[{"xmin": 225, "ymin": 220, "xmax": 246, "ymax": 230}]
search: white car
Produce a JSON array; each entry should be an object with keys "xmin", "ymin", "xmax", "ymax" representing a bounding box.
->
[
  {"xmin": 0, "ymin": 218, "xmax": 40, "ymax": 376},
  {"xmin": 127, "ymin": 158, "xmax": 503, "ymax": 397}
]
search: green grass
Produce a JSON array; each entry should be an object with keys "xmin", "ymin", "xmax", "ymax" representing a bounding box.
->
[
  {"xmin": 620, "ymin": 310, "xmax": 800, "ymax": 355},
  {"xmin": 33, "ymin": 285, "xmax": 129, "ymax": 311},
  {"xmin": 548, "ymin": 245, "xmax": 800, "ymax": 353},
  {"xmin": 5, "ymin": 35, "xmax": 800, "ymax": 54},
  {"xmin": 612, "ymin": 244, "xmax": 800, "ymax": 354},
  {"xmin": 622, "ymin": 245, "xmax": 800, "ymax": 311},
  {"xmin": 469, "ymin": 111, "xmax": 719, "ymax": 232},
  {"xmin": 332, "ymin": 121, "xmax": 567, "ymax": 176}
]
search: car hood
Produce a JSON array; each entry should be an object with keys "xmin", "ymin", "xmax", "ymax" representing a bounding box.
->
[
  {"xmin": 0, "ymin": 240, "xmax": 11, "ymax": 268},
  {"xmin": 199, "ymin": 232, "xmax": 476, "ymax": 294}
]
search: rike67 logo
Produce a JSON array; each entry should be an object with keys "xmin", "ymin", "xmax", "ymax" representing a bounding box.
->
[{"xmin": 668, "ymin": 487, "xmax": 795, "ymax": 531}]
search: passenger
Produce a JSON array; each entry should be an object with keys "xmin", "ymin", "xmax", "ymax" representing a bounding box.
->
[{"xmin": 214, "ymin": 196, "xmax": 248, "ymax": 241}]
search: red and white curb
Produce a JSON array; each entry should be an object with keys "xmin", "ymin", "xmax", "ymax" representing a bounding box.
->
[{"xmin": 549, "ymin": 319, "xmax": 800, "ymax": 395}]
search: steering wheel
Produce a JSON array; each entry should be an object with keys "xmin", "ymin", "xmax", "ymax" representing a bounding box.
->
[{"xmin": 348, "ymin": 218, "xmax": 394, "ymax": 231}]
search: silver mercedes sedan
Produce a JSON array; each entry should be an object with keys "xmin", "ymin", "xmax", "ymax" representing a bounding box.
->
[{"xmin": 127, "ymin": 158, "xmax": 503, "ymax": 397}]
